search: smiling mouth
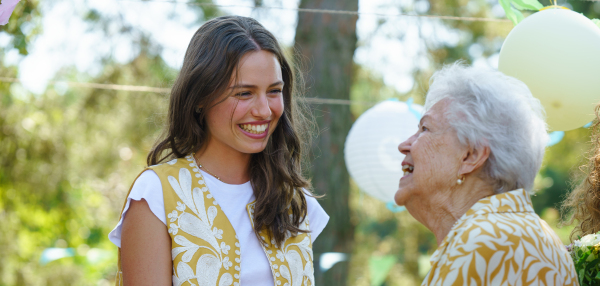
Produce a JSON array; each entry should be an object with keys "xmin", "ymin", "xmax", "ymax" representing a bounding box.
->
[
  {"xmin": 402, "ymin": 165, "xmax": 414, "ymax": 176},
  {"xmin": 239, "ymin": 123, "xmax": 268, "ymax": 134}
]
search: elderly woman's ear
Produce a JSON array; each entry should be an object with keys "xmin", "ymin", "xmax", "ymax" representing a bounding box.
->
[{"xmin": 458, "ymin": 143, "xmax": 490, "ymax": 178}]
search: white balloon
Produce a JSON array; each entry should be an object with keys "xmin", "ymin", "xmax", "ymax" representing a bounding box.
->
[
  {"xmin": 344, "ymin": 100, "xmax": 423, "ymax": 203},
  {"xmin": 498, "ymin": 8, "xmax": 600, "ymax": 131}
]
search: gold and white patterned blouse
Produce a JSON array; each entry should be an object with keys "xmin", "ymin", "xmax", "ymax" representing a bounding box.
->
[{"xmin": 422, "ymin": 189, "xmax": 578, "ymax": 286}]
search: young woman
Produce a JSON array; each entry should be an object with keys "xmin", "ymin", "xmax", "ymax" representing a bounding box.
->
[
  {"xmin": 562, "ymin": 106, "xmax": 600, "ymax": 240},
  {"xmin": 108, "ymin": 16, "xmax": 329, "ymax": 286}
]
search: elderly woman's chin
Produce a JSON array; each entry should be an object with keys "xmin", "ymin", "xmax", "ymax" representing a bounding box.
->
[{"xmin": 394, "ymin": 181, "xmax": 412, "ymax": 207}]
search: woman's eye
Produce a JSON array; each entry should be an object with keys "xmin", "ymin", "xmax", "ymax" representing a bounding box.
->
[
  {"xmin": 421, "ymin": 126, "xmax": 428, "ymax": 132},
  {"xmin": 235, "ymin": 91, "xmax": 252, "ymax": 97},
  {"xmin": 269, "ymin": 89, "xmax": 282, "ymax": 94}
]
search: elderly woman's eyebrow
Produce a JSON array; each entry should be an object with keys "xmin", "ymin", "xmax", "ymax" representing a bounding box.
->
[{"xmin": 419, "ymin": 115, "xmax": 431, "ymax": 126}]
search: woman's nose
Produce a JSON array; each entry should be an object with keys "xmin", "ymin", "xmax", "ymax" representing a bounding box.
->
[
  {"xmin": 398, "ymin": 134, "xmax": 415, "ymax": 155},
  {"xmin": 252, "ymin": 94, "xmax": 272, "ymax": 119}
]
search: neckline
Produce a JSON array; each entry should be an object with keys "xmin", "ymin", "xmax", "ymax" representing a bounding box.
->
[
  {"xmin": 430, "ymin": 188, "xmax": 534, "ymax": 264},
  {"xmin": 465, "ymin": 188, "xmax": 532, "ymax": 216},
  {"xmin": 190, "ymin": 153, "xmax": 252, "ymax": 187},
  {"xmin": 199, "ymin": 169, "xmax": 252, "ymax": 187}
]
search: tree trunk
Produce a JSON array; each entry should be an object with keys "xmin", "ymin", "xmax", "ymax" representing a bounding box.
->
[{"xmin": 294, "ymin": 1, "xmax": 358, "ymax": 285}]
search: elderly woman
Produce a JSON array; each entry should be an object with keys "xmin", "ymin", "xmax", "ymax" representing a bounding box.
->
[{"xmin": 396, "ymin": 63, "xmax": 578, "ymax": 285}]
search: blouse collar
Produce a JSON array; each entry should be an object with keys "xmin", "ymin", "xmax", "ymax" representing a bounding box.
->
[
  {"xmin": 464, "ymin": 188, "xmax": 535, "ymax": 218},
  {"xmin": 429, "ymin": 188, "xmax": 535, "ymax": 264}
]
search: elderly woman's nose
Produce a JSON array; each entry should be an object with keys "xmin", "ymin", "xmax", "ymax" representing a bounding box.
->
[{"xmin": 398, "ymin": 134, "xmax": 415, "ymax": 155}]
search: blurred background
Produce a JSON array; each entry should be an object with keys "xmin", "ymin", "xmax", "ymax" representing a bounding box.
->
[{"xmin": 1, "ymin": 0, "xmax": 599, "ymax": 285}]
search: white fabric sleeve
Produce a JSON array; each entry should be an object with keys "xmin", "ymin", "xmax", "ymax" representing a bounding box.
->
[
  {"xmin": 107, "ymin": 170, "xmax": 166, "ymax": 248},
  {"xmin": 305, "ymin": 194, "xmax": 329, "ymax": 243}
]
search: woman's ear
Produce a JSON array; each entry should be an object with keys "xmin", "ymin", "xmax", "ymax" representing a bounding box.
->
[{"xmin": 459, "ymin": 144, "xmax": 490, "ymax": 176}]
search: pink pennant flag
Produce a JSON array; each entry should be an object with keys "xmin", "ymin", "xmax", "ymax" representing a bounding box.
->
[{"xmin": 0, "ymin": 0, "xmax": 21, "ymax": 25}]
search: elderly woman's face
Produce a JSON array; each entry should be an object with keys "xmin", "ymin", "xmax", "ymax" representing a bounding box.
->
[{"xmin": 395, "ymin": 99, "xmax": 467, "ymax": 207}]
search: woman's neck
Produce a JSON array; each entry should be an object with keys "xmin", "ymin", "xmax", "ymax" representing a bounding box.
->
[
  {"xmin": 195, "ymin": 141, "xmax": 252, "ymax": 185},
  {"xmin": 410, "ymin": 178, "xmax": 495, "ymax": 246}
]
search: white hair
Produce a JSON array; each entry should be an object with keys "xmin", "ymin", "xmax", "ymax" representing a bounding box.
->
[{"xmin": 424, "ymin": 62, "xmax": 548, "ymax": 193}]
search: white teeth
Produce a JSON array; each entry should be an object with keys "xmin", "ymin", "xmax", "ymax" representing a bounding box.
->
[
  {"xmin": 240, "ymin": 123, "xmax": 268, "ymax": 134},
  {"xmin": 402, "ymin": 165, "xmax": 414, "ymax": 173}
]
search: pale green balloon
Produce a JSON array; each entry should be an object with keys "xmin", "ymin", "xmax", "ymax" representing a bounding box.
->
[{"xmin": 499, "ymin": 8, "xmax": 600, "ymax": 131}]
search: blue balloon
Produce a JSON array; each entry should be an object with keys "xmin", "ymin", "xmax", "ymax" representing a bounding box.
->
[
  {"xmin": 40, "ymin": 248, "xmax": 75, "ymax": 265},
  {"xmin": 547, "ymin": 131, "xmax": 565, "ymax": 147},
  {"xmin": 386, "ymin": 201, "xmax": 406, "ymax": 213},
  {"xmin": 405, "ymin": 98, "xmax": 422, "ymax": 120}
]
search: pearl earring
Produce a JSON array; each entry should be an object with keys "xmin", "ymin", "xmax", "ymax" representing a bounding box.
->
[{"xmin": 457, "ymin": 174, "xmax": 465, "ymax": 185}]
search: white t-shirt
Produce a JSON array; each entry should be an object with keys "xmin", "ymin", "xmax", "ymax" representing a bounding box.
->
[{"xmin": 108, "ymin": 169, "xmax": 329, "ymax": 286}]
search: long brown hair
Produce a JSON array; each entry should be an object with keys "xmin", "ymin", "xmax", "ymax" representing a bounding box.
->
[
  {"xmin": 148, "ymin": 15, "xmax": 315, "ymax": 246},
  {"xmin": 561, "ymin": 105, "xmax": 600, "ymax": 240}
]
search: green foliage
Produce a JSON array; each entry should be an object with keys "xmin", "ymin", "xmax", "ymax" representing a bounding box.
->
[
  {"xmin": 0, "ymin": 53, "xmax": 176, "ymax": 284},
  {"xmin": 593, "ymin": 19, "xmax": 600, "ymax": 29},
  {"xmin": 347, "ymin": 179, "xmax": 436, "ymax": 285},
  {"xmin": 0, "ymin": 1, "xmax": 223, "ymax": 283},
  {"xmin": 349, "ymin": 65, "xmax": 411, "ymax": 117},
  {"xmin": 369, "ymin": 255, "xmax": 397, "ymax": 286},
  {"xmin": 531, "ymin": 127, "xmax": 591, "ymax": 218},
  {"xmin": 0, "ymin": 0, "xmax": 42, "ymax": 55},
  {"xmin": 498, "ymin": 0, "xmax": 542, "ymax": 25},
  {"xmin": 511, "ymin": 0, "xmax": 544, "ymax": 11},
  {"xmin": 500, "ymin": 0, "xmax": 525, "ymax": 25},
  {"xmin": 569, "ymin": 232, "xmax": 600, "ymax": 285}
]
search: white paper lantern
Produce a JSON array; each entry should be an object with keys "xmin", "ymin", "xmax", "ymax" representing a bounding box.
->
[
  {"xmin": 498, "ymin": 8, "xmax": 600, "ymax": 131},
  {"xmin": 344, "ymin": 100, "xmax": 423, "ymax": 203}
]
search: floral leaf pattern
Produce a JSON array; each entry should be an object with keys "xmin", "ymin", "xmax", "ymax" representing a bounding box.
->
[
  {"xmin": 248, "ymin": 202, "xmax": 316, "ymax": 286},
  {"xmin": 422, "ymin": 189, "xmax": 578, "ymax": 286},
  {"xmin": 218, "ymin": 273, "xmax": 233, "ymax": 286},
  {"xmin": 195, "ymin": 254, "xmax": 221, "ymax": 285},
  {"xmin": 178, "ymin": 212, "xmax": 220, "ymax": 252},
  {"xmin": 172, "ymin": 236, "xmax": 200, "ymax": 263}
]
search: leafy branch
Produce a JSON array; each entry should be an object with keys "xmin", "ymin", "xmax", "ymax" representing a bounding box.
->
[
  {"xmin": 499, "ymin": 0, "xmax": 600, "ymax": 28},
  {"xmin": 499, "ymin": 0, "xmax": 543, "ymax": 25}
]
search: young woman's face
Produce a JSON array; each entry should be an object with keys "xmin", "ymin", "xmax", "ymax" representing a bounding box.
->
[{"xmin": 204, "ymin": 50, "xmax": 285, "ymax": 155}]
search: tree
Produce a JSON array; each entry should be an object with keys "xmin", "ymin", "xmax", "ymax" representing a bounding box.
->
[
  {"xmin": 0, "ymin": 1, "xmax": 218, "ymax": 284},
  {"xmin": 294, "ymin": 0, "xmax": 359, "ymax": 284}
]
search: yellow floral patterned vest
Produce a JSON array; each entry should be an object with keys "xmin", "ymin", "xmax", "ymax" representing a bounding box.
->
[{"xmin": 115, "ymin": 154, "xmax": 315, "ymax": 286}]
